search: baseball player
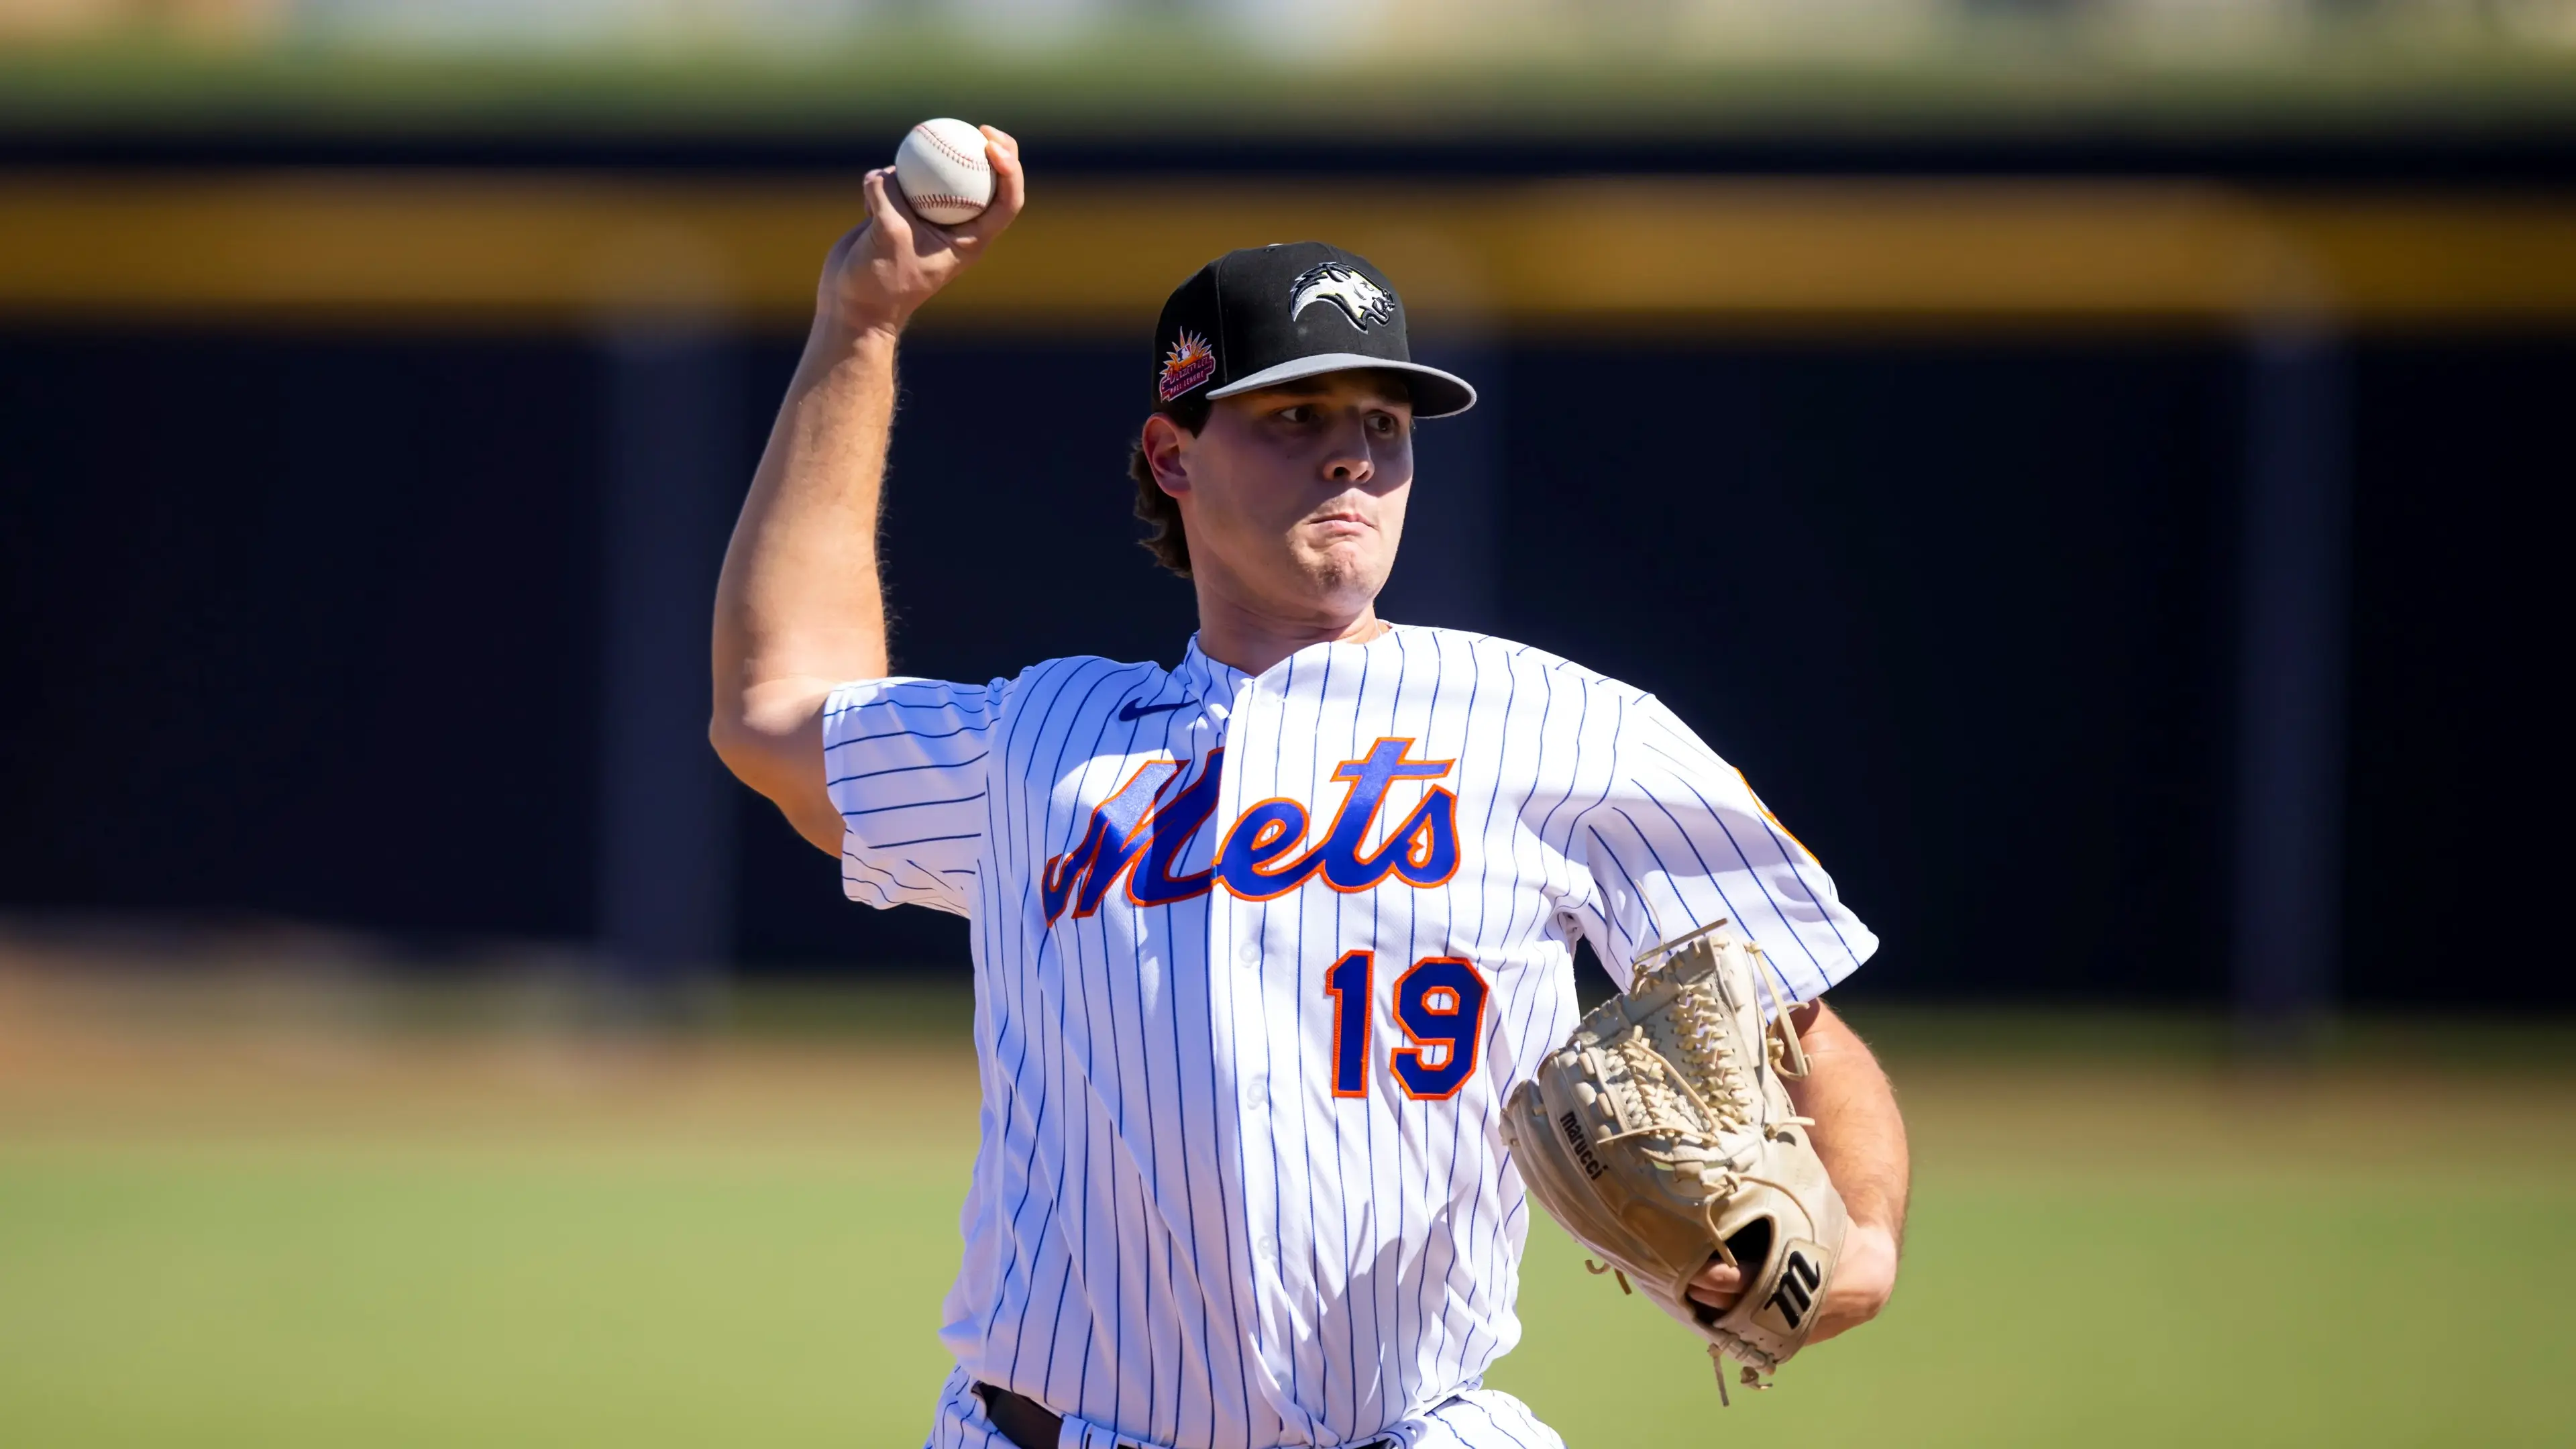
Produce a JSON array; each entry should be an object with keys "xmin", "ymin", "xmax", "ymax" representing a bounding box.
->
[{"xmin": 710, "ymin": 129, "xmax": 1910, "ymax": 1449}]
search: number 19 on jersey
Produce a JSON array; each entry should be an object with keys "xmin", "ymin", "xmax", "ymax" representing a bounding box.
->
[{"xmin": 1323, "ymin": 951, "xmax": 1491, "ymax": 1102}]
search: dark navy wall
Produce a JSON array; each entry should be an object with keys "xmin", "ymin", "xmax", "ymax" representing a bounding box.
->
[
  {"xmin": 2341, "ymin": 339, "xmax": 2567, "ymax": 1005},
  {"xmin": 4, "ymin": 328, "xmax": 2565, "ymax": 1003},
  {"xmin": 1497, "ymin": 342, "xmax": 2237, "ymax": 1002},
  {"xmin": 2, "ymin": 333, "xmax": 603, "ymax": 938}
]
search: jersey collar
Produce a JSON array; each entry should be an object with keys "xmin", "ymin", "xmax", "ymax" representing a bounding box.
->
[
  {"xmin": 1177, "ymin": 623, "xmax": 1410, "ymax": 700},
  {"xmin": 1173, "ymin": 635, "xmax": 1248, "ymax": 700}
]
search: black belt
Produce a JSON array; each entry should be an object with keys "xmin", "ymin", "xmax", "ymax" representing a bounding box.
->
[
  {"xmin": 973, "ymin": 1383, "xmax": 1389, "ymax": 1449},
  {"xmin": 974, "ymin": 1383, "xmax": 1086, "ymax": 1449}
]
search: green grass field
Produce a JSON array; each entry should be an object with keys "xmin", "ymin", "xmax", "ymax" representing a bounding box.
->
[{"xmin": 2, "ymin": 982, "xmax": 2569, "ymax": 1446}]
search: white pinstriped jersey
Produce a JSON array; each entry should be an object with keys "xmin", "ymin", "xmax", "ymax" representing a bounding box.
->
[{"xmin": 822, "ymin": 625, "xmax": 1877, "ymax": 1449}]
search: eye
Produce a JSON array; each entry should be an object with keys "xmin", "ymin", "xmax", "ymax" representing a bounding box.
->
[
  {"xmin": 1368, "ymin": 412, "xmax": 1403, "ymax": 436},
  {"xmin": 1276, "ymin": 405, "xmax": 1314, "ymax": 425}
]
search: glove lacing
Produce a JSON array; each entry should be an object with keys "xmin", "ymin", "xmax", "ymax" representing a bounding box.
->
[{"xmin": 1667, "ymin": 981, "xmax": 1756, "ymax": 1134}]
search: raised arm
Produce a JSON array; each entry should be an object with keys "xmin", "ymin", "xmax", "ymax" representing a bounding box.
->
[{"xmin": 708, "ymin": 130, "xmax": 1024, "ymax": 853}]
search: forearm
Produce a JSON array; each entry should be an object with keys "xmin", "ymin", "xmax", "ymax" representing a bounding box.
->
[
  {"xmin": 708, "ymin": 318, "xmax": 900, "ymax": 845},
  {"xmin": 717, "ymin": 318, "xmax": 898, "ymax": 696},
  {"xmin": 708, "ymin": 137, "xmax": 1020, "ymax": 851},
  {"xmin": 1764, "ymin": 999, "xmax": 1907, "ymax": 1342},
  {"xmin": 1787, "ymin": 1000, "xmax": 1910, "ymax": 1240}
]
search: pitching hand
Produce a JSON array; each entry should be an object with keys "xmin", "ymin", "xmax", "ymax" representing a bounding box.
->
[
  {"xmin": 818, "ymin": 125, "xmax": 1025, "ymax": 336},
  {"xmin": 1684, "ymin": 1220, "xmax": 1898, "ymax": 1346}
]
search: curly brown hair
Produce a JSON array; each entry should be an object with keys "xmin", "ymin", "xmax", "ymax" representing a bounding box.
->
[{"xmin": 1128, "ymin": 394, "xmax": 1210, "ymax": 578}]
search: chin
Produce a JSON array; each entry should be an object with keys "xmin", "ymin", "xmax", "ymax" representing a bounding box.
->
[{"xmin": 1296, "ymin": 546, "xmax": 1391, "ymax": 600}]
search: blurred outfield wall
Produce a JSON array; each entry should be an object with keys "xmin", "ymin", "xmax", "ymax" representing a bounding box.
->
[{"xmin": 2, "ymin": 20, "xmax": 2571, "ymax": 1010}]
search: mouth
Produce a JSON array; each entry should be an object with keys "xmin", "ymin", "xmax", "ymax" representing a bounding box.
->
[{"xmin": 1306, "ymin": 511, "xmax": 1372, "ymax": 534}]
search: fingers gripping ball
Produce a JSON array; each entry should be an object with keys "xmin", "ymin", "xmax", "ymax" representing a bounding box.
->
[
  {"xmin": 1500, "ymin": 922, "xmax": 1849, "ymax": 1400},
  {"xmin": 894, "ymin": 119, "xmax": 996, "ymax": 226}
]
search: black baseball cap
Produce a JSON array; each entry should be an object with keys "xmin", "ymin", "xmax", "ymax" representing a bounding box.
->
[{"xmin": 1150, "ymin": 242, "xmax": 1477, "ymax": 419}]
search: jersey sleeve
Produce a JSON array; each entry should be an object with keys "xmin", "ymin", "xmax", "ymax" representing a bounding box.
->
[
  {"xmin": 819, "ymin": 676, "xmax": 1004, "ymax": 916},
  {"xmin": 1567, "ymin": 693, "xmax": 1878, "ymax": 1000}
]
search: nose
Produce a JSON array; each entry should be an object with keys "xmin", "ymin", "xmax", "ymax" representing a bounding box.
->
[{"xmin": 1321, "ymin": 413, "xmax": 1375, "ymax": 486}]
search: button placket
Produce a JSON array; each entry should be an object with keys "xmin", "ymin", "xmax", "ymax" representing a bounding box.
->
[{"xmin": 1202, "ymin": 670, "xmax": 1291, "ymax": 1370}]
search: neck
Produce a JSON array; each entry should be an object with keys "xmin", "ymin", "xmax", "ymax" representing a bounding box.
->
[{"xmin": 1191, "ymin": 574, "xmax": 1387, "ymax": 676}]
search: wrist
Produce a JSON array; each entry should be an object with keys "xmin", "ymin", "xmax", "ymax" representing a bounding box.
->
[
  {"xmin": 815, "ymin": 282, "xmax": 912, "ymax": 341},
  {"xmin": 813, "ymin": 311, "xmax": 906, "ymax": 359},
  {"xmin": 1845, "ymin": 1220, "xmax": 1900, "ymax": 1293},
  {"xmin": 1846, "ymin": 1214, "xmax": 1901, "ymax": 1253}
]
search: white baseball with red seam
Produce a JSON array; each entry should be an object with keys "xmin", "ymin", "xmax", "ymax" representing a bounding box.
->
[{"xmin": 892, "ymin": 118, "xmax": 994, "ymax": 226}]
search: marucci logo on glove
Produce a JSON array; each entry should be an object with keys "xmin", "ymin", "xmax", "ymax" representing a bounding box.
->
[
  {"xmin": 1761, "ymin": 1247, "xmax": 1825, "ymax": 1332},
  {"xmin": 1558, "ymin": 1110, "xmax": 1607, "ymax": 1180}
]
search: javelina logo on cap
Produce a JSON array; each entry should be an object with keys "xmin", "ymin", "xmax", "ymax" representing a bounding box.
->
[
  {"xmin": 1289, "ymin": 263, "xmax": 1395, "ymax": 330},
  {"xmin": 1159, "ymin": 328, "xmax": 1216, "ymax": 402}
]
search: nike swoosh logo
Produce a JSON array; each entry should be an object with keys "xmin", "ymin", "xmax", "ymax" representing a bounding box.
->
[{"xmin": 1118, "ymin": 698, "xmax": 1191, "ymax": 722}]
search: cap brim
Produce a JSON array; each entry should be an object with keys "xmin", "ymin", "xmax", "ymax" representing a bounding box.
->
[{"xmin": 1205, "ymin": 353, "xmax": 1477, "ymax": 419}]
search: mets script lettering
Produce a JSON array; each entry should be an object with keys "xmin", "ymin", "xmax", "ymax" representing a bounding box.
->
[{"xmin": 1042, "ymin": 739, "xmax": 1460, "ymax": 922}]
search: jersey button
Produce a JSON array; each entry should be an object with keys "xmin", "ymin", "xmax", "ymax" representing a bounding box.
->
[
  {"xmin": 1243, "ymin": 1075, "xmax": 1267, "ymax": 1111},
  {"xmin": 1235, "ymin": 942, "xmax": 1260, "ymax": 966}
]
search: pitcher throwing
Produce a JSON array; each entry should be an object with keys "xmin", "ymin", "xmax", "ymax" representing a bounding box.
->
[{"xmin": 710, "ymin": 127, "xmax": 1911, "ymax": 1449}]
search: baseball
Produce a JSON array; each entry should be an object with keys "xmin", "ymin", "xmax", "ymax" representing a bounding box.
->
[{"xmin": 892, "ymin": 117, "xmax": 994, "ymax": 227}]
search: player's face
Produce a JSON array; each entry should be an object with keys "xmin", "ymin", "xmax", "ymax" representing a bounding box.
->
[{"xmin": 1170, "ymin": 373, "xmax": 1414, "ymax": 619}]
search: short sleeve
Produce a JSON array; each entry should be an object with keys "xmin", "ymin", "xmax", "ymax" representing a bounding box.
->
[
  {"xmin": 1568, "ymin": 694, "xmax": 1878, "ymax": 1001},
  {"xmin": 820, "ymin": 676, "xmax": 1004, "ymax": 916}
]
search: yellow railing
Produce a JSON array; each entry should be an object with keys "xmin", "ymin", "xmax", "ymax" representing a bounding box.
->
[{"xmin": 5, "ymin": 174, "xmax": 2573, "ymax": 331}]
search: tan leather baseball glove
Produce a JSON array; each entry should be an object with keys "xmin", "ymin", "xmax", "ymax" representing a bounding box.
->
[{"xmin": 1501, "ymin": 922, "xmax": 1848, "ymax": 1400}]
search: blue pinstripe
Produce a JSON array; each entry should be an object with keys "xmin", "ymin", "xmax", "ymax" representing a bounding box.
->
[
  {"xmin": 1634, "ymin": 728, "xmax": 1872, "ymax": 985},
  {"xmin": 826, "ymin": 628, "xmax": 1876, "ymax": 1449}
]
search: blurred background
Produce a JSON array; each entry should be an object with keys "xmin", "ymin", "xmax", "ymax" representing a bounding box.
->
[{"xmin": 2, "ymin": 3, "xmax": 2571, "ymax": 1445}]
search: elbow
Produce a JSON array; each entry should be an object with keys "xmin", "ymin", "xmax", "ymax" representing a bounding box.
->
[
  {"xmin": 708, "ymin": 702, "xmax": 844, "ymax": 858},
  {"xmin": 706, "ymin": 687, "xmax": 827, "ymax": 806},
  {"xmin": 707, "ymin": 708, "xmax": 762, "ymax": 786},
  {"xmin": 708, "ymin": 708, "xmax": 798, "ymax": 813}
]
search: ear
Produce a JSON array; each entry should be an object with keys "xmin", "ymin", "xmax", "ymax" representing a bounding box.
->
[{"xmin": 1141, "ymin": 413, "xmax": 1194, "ymax": 497}]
